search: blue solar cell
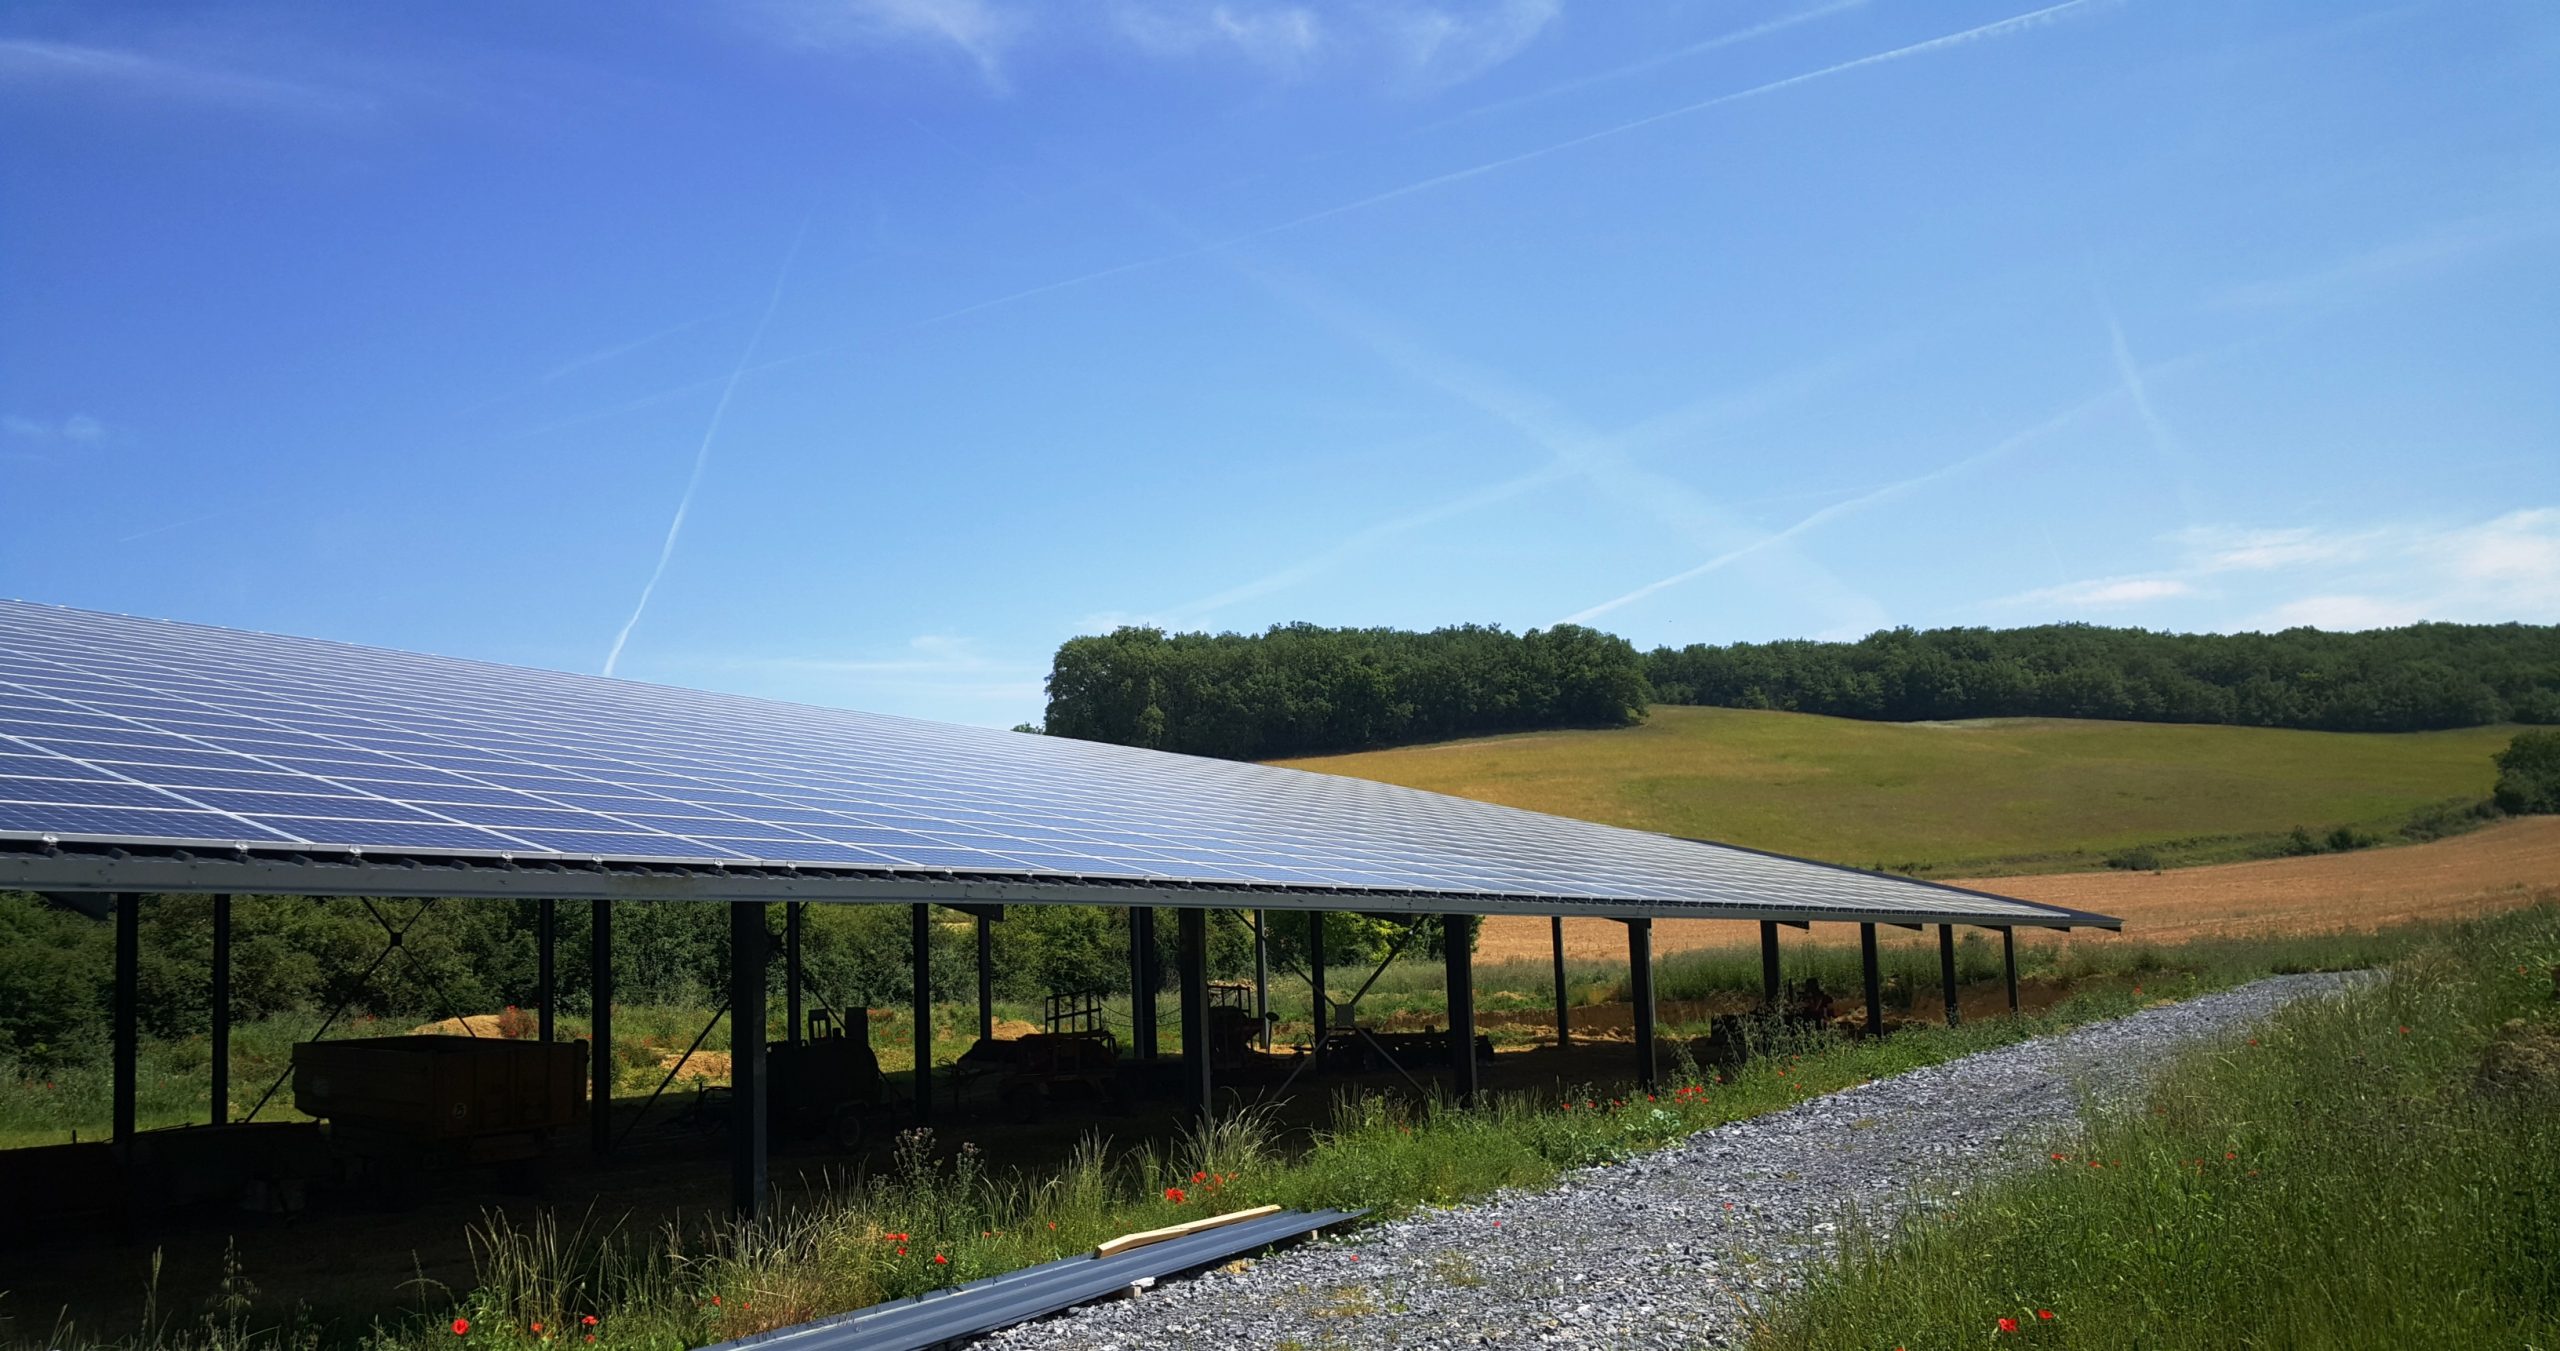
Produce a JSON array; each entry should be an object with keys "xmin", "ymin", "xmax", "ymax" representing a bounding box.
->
[
  {"xmin": 0, "ymin": 776, "xmax": 197, "ymax": 809},
  {"xmin": 247, "ymin": 818, "xmax": 533, "ymax": 851},
  {"xmin": 179, "ymin": 789, "xmax": 455, "ymax": 823},
  {"xmin": 0, "ymin": 802, "xmax": 284, "ymax": 840},
  {"xmin": 0, "ymin": 751, "xmax": 111, "ymax": 779},
  {"xmin": 495, "ymin": 830, "xmax": 747, "ymax": 859},
  {"xmin": 0, "ymin": 601, "xmax": 2091, "ymax": 927}
]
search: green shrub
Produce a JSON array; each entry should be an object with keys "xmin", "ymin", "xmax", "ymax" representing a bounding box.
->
[{"xmin": 2493, "ymin": 729, "xmax": 2560, "ymax": 814}]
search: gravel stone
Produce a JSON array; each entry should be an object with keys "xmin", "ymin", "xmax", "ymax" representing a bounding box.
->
[{"xmin": 968, "ymin": 973, "xmax": 2356, "ymax": 1350}]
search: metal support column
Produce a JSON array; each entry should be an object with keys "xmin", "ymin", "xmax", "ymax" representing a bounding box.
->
[
  {"xmin": 1446, "ymin": 915, "xmax": 1478, "ymax": 1105},
  {"xmin": 590, "ymin": 900, "xmax": 614, "ymax": 1156},
  {"xmin": 1759, "ymin": 920, "xmax": 1781, "ymax": 1009},
  {"xmin": 1627, "ymin": 916, "xmax": 1656, "ymax": 1096},
  {"xmin": 2002, "ymin": 926, "xmax": 2020, "ymax": 1014},
  {"xmin": 1131, "ymin": 907, "xmax": 1159, "ymax": 1060},
  {"xmin": 537, "ymin": 898, "xmax": 557, "ymax": 1044},
  {"xmin": 210, "ymin": 893, "xmax": 231, "ymax": 1125},
  {"xmin": 912, "ymin": 903, "xmax": 933, "ymax": 1123},
  {"xmin": 1938, "ymin": 923, "xmax": 1961, "ymax": 1027},
  {"xmin": 1177, "ymin": 908, "xmax": 1211, "ymax": 1117},
  {"xmin": 113, "ymin": 892, "xmax": 139, "ymax": 1146},
  {"xmin": 728, "ymin": 902, "xmax": 769, "ymax": 1220},
  {"xmin": 1859, "ymin": 922, "xmax": 1882, "ymax": 1037},
  {"xmin": 1550, "ymin": 915, "xmax": 1569, "ymax": 1048},
  {"xmin": 786, "ymin": 901, "xmax": 804, "ymax": 1043},
  {"xmin": 976, "ymin": 913, "xmax": 994, "ymax": 1042},
  {"xmin": 1252, "ymin": 909, "xmax": 1271, "ymax": 1052},
  {"xmin": 1308, "ymin": 910, "xmax": 1327, "ymax": 1071}
]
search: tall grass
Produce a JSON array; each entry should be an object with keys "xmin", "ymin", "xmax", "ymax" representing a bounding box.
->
[{"xmin": 1750, "ymin": 902, "xmax": 2560, "ymax": 1349}]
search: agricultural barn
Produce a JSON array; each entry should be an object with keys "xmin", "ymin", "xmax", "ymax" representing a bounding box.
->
[{"xmin": 0, "ymin": 599, "xmax": 2117, "ymax": 1223}]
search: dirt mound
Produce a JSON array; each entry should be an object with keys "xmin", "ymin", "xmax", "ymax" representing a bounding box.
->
[
  {"xmin": 990, "ymin": 1018, "xmax": 1042, "ymax": 1040},
  {"xmin": 409, "ymin": 1014, "xmax": 507, "ymax": 1038},
  {"xmin": 659, "ymin": 1049, "xmax": 732, "ymax": 1082}
]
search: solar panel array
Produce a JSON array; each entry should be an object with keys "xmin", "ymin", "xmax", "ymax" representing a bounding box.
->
[{"xmin": 0, "ymin": 601, "xmax": 2079, "ymax": 923}]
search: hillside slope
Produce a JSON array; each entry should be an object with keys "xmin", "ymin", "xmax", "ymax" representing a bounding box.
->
[{"xmin": 1273, "ymin": 706, "xmax": 2513, "ymax": 877}]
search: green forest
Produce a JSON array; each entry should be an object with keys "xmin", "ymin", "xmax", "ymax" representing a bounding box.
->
[
  {"xmin": 1039, "ymin": 620, "xmax": 2560, "ymax": 760},
  {"xmin": 1645, "ymin": 621, "xmax": 2560, "ymax": 731},
  {"xmin": 1041, "ymin": 621, "xmax": 1650, "ymax": 759}
]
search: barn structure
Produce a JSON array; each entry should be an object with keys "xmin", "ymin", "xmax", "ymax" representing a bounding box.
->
[{"xmin": 0, "ymin": 600, "xmax": 2118, "ymax": 1220}]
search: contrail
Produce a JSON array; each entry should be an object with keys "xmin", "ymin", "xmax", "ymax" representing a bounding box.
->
[
  {"xmin": 2103, "ymin": 306, "xmax": 2201, "ymax": 526},
  {"xmin": 602, "ymin": 220, "xmax": 809, "ymax": 678},
  {"xmin": 1424, "ymin": 0, "xmax": 1872, "ymax": 133},
  {"xmin": 1564, "ymin": 384, "xmax": 2125, "ymax": 624}
]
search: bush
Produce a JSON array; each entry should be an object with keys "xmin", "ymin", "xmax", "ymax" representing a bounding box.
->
[
  {"xmin": 2493, "ymin": 729, "xmax": 2560, "ymax": 814},
  {"xmin": 2104, "ymin": 846, "xmax": 2162, "ymax": 872}
]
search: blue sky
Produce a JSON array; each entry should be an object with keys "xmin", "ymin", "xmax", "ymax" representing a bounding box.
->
[{"xmin": 4, "ymin": 0, "xmax": 2555, "ymax": 728}]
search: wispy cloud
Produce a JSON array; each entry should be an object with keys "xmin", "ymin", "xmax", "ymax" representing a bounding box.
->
[
  {"xmin": 1374, "ymin": 0, "xmax": 1561, "ymax": 91},
  {"xmin": 1430, "ymin": 0, "xmax": 1868, "ymax": 129},
  {"xmin": 2212, "ymin": 208, "xmax": 2560, "ymax": 311},
  {"xmin": 0, "ymin": 37, "xmax": 361, "ymax": 114},
  {"xmin": 603, "ymin": 220, "xmax": 810, "ymax": 677},
  {"xmin": 753, "ymin": 0, "xmax": 1028, "ymax": 90},
  {"xmin": 1111, "ymin": 2, "xmax": 1325, "ymax": 72},
  {"xmin": 2000, "ymin": 510, "xmax": 2560, "ymax": 631},
  {"xmin": 3, "ymin": 411, "xmax": 106, "ymax": 441},
  {"xmin": 1566, "ymin": 383, "xmax": 2126, "ymax": 624}
]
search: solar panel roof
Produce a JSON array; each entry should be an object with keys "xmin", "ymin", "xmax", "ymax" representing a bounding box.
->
[{"xmin": 0, "ymin": 601, "xmax": 2112, "ymax": 928}]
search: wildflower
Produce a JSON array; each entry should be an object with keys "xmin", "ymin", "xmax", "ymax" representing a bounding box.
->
[
  {"xmin": 1997, "ymin": 1316, "xmax": 2019, "ymax": 1333},
  {"xmin": 452, "ymin": 1319, "xmax": 471, "ymax": 1337},
  {"xmin": 2037, "ymin": 1309, "xmax": 2055, "ymax": 1322},
  {"xmin": 2225, "ymin": 1151, "xmax": 2236, "ymax": 1160},
  {"xmin": 1047, "ymin": 1222, "xmax": 1057, "ymax": 1231},
  {"xmin": 709, "ymin": 1297, "xmax": 721, "ymax": 1308},
  {"xmin": 531, "ymin": 1323, "xmax": 544, "ymax": 1335},
  {"xmin": 932, "ymin": 1254, "xmax": 948, "ymax": 1265},
  {"xmin": 1349, "ymin": 1254, "xmax": 1360, "ymax": 1262},
  {"xmin": 1165, "ymin": 1186, "xmax": 1187, "ymax": 1203},
  {"xmin": 2248, "ymin": 1038, "xmax": 2259, "ymax": 1046},
  {"xmin": 883, "ymin": 1232, "xmax": 909, "ymax": 1242},
  {"xmin": 2050, "ymin": 1153, "xmax": 2066, "ymax": 1162},
  {"xmin": 896, "ymin": 1247, "xmax": 907, "ymax": 1257},
  {"xmin": 1492, "ymin": 1220, "xmax": 1502, "ymax": 1228},
  {"xmin": 1193, "ymin": 1171, "xmax": 1207, "ymax": 1184},
  {"xmin": 2398, "ymin": 1026, "xmax": 2409, "ymax": 1035},
  {"xmin": 581, "ymin": 1317, "xmax": 598, "ymax": 1328}
]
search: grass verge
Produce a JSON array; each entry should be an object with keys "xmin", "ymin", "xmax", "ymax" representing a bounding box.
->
[{"xmin": 1748, "ymin": 902, "xmax": 2560, "ymax": 1350}]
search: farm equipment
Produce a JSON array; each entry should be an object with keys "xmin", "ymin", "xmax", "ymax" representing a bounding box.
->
[
  {"xmin": 766, "ymin": 1009, "xmax": 884, "ymax": 1146},
  {"xmin": 1313, "ymin": 1025, "xmax": 1494, "ymax": 1075},
  {"xmin": 961, "ymin": 1027, "xmax": 1124, "ymax": 1122},
  {"xmin": 293, "ymin": 1034, "xmax": 585, "ymax": 1200}
]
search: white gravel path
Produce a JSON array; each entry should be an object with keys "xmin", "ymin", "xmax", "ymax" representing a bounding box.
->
[{"xmin": 969, "ymin": 973, "xmax": 2357, "ymax": 1350}]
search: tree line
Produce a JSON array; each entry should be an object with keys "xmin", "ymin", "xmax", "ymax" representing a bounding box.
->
[
  {"xmin": 1040, "ymin": 622, "xmax": 1651, "ymax": 760},
  {"xmin": 1643, "ymin": 622, "xmax": 2560, "ymax": 732}
]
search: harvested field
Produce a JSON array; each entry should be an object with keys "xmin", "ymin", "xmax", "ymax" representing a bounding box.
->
[{"xmin": 1478, "ymin": 815, "xmax": 2560, "ymax": 960}]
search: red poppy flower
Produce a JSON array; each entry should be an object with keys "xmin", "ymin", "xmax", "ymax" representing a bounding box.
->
[
  {"xmin": 1193, "ymin": 1171, "xmax": 1207, "ymax": 1184},
  {"xmin": 709, "ymin": 1297, "xmax": 721, "ymax": 1308},
  {"xmin": 1997, "ymin": 1317, "xmax": 2019, "ymax": 1333},
  {"xmin": 896, "ymin": 1247, "xmax": 907, "ymax": 1256},
  {"xmin": 932, "ymin": 1254, "xmax": 948, "ymax": 1265},
  {"xmin": 530, "ymin": 1323, "xmax": 544, "ymax": 1335},
  {"xmin": 581, "ymin": 1316, "xmax": 598, "ymax": 1328},
  {"xmin": 2037, "ymin": 1309, "xmax": 2055, "ymax": 1321},
  {"xmin": 452, "ymin": 1319, "xmax": 471, "ymax": 1337},
  {"xmin": 1165, "ymin": 1186, "xmax": 1186, "ymax": 1203}
]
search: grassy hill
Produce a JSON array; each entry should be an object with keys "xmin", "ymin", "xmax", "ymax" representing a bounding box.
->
[{"xmin": 1272, "ymin": 706, "xmax": 2515, "ymax": 877}]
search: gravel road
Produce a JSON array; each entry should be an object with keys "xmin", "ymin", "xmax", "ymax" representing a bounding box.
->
[{"xmin": 970, "ymin": 973, "xmax": 2356, "ymax": 1351}]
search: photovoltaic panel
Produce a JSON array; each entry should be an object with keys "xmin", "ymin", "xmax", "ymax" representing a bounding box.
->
[{"xmin": 0, "ymin": 600, "xmax": 2107, "ymax": 926}]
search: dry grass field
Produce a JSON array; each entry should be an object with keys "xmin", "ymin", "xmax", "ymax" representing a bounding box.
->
[
  {"xmin": 1277, "ymin": 706, "xmax": 2515, "ymax": 876},
  {"xmin": 1479, "ymin": 815, "xmax": 2560, "ymax": 961}
]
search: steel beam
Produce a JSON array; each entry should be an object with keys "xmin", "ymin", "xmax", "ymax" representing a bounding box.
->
[
  {"xmin": 591, "ymin": 899, "xmax": 614, "ymax": 1156},
  {"xmin": 1860, "ymin": 922, "xmax": 1882, "ymax": 1037},
  {"xmin": 113, "ymin": 891, "xmax": 138, "ymax": 1145},
  {"xmin": 786, "ymin": 900, "xmax": 804, "ymax": 1043},
  {"xmin": 1550, "ymin": 914, "xmax": 1569, "ymax": 1048},
  {"xmin": 1759, "ymin": 919, "xmax": 1781, "ymax": 1009},
  {"xmin": 1252, "ymin": 909, "xmax": 1270, "ymax": 1052},
  {"xmin": 1308, "ymin": 910, "xmax": 1327, "ymax": 1072},
  {"xmin": 1131, "ymin": 907, "xmax": 1159, "ymax": 1060},
  {"xmin": 1938, "ymin": 923, "xmax": 1961, "ymax": 1027},
  {"xmin": 976, "ymin": 913, "xmax": 994, "ymax": 1042},
  {"xmin": 1177, "ymin": 907, "xmax": 1211, "ymax": 1117},
  {"xmin": 912, "ymin": 902, "xmax": 933, "ymax": 1123},
  {"xmin": 210, "ymin": 893, "xmax": 231, "ymax": 1125},
  {"xmin": 729, "ymin": 901, "xmax": 769, "ymax": 1219},
  {"xmin": 2002, "ymin": 925, "xmax": 2020, "ymax": 1014},
  {"xmin": 1627, "ymin": 916, "xmax": 1656, "ymax": 1096},
  {"xmin": 1446, "ymin": 915, "xmax": 1478, "ymax": 1105},
  {"xmin": 538, "ymin": 898, "xmax": 557, "ymax": 1043}
]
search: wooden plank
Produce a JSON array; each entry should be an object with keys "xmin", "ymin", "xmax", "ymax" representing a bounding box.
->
[{"xmin": 1093, "ymin": 1204, "xmax": 1282, "ymax": 1259}]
